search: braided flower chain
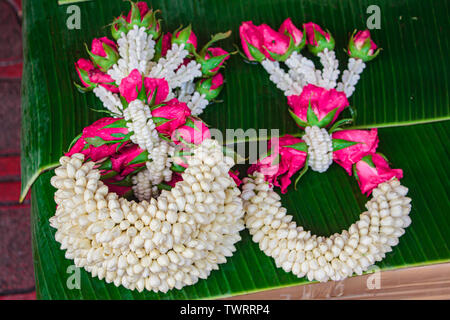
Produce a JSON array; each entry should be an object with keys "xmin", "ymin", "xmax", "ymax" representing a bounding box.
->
[{"xmin": 242, "ymin": 173, "xmax": 411, "ymax": 282}]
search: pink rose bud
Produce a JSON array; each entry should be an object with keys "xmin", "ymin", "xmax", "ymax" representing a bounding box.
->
[
  {"xmin": 154, "ymin": 32, "xmax": 172, "ymax": 60},
  {"xmin": 152, "ymin": 98, "xmax": 192, "ymax": 137},
  {"xmin": 303, "ymin": 22, "xmax": 335, "ymax": 55},
  {"xmin": 166, "ymin": 172, "xmax": 183, "ymax": 188},
  {"xmin": 354, "ymin": 153, "xmax": 403, "ymax": 196},
  {"xmin": 348, "ymin": 30, "xmax": 381, "ymax": 62},
  {"xmin": 239, "ymin": 21, "xmax": 270, "ymax": 62},
  {"xmin": 88, "ymin": 37, "xmax": 119, "ymax": 72},
  {"xmin": 144, "ymin": 77, "xmax": 169, "ymax": 105},
  {"xmin": 228, "ymin": 170, "xmax": 242, "ymax": 187},
  {"xmin": 172, "ymin": 116, "xmax": 211, "ymax": 146},
  {"xmin": 119, "ymin": 69, "xmax": 143, "ymax": 103},
  {"xmin": 110, "ymin": 144, "xmax": 148, "ymax": 177},
  {"xmin": 279, "ymin": 18, "xmax": 305, "ymax": 51},
  {"xmin": 172, "ymin": 25, "xmax": 197, "ymax": 53},
  {"xmin": 66, "ymin": 117, "xmax": 131, "ymax": 162},
  {"xmin": 332, "ymin": 129, "xmax": 379, "ymax": 175},
  {"xmin": 111, "ymin": 15, "xmax": 128, "ymax": 41},
  {"xmin": 126, "ymin": 1, "xmax": 150, "ymax": 24},
  {"xmin": 287, "ymin": 84, "xmax": 349, "ymax": 128},
  {"xmin": 249, "ymin": 135, "xmax": 307, "ymax": 194},
  {"xmin": 258, "ymin": 24, "xmax": 293, "ymax": 61},
  {"xmin": 197, "ymin": 47, "xmax": 230, "ymax": 76},
  {"xmin": 195, "ymin": 73, "xmax": 224, "ymax": 100},
  {"xmin": 75, "ymin": 58, "xmax": 118, "ymax": 93}
]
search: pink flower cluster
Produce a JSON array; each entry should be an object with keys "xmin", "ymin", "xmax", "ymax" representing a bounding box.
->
[
  {"xmin": 240, "ymin": 19, "xmax": 379, "ymax": 61},
  {"xmin": 251, "ymin": 84, "xmax": 402, "ymax": 196},
  {"xmin": 239, "ymin": 19, "xmax": 338, "ymax": 61}
]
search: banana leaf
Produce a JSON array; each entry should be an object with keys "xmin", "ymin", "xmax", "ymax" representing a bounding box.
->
[{"xmin": 21, "ymin": 0, "xmax": 450, "ymax": 299}]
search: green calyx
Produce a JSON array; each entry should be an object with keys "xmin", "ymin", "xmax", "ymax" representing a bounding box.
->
[
  {"xmin": 348, "ymin": 30, "xmax": 381, "ymax": 62},
  {"xmin": 307, "ymin": 29, "xmax": 335, "ymax": 55},
  {"xmin": 85, "ymin": 43, "xmax": 119, "ymax": 73},
  {"xmin": 172, "ymin": 25, "xmax": 195, "ymax": 53},
  {"xmin": 195, "ymin": 78, "xmax": 223, "ymax": 100}
]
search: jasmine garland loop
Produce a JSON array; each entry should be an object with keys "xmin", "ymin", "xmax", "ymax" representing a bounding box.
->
[
  {"xmin": 50, "ymin": 139, "xmax": 244, "ymax": 293},
  {"xmin": 242, "ymin": 173, "xmax": 411, "ymax": 282}
]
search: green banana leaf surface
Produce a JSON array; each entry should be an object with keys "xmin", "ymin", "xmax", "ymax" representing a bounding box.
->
[{"xmin": 22, "ymin": 0, "xmax": 450, "ymax": 299}]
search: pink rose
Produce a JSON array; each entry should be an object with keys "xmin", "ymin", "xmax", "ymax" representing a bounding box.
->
[
  {"xmin": 259, "ymin": 24, "xmax": 292, "ymax": 59},
  {"xmin": 66, "ymin": 118, "xmax": 130, "ymax": 162},
  {"xmin": 159, "ymin": 32, "xmax": 172, "ymax": 58},
  {"xmin": 88, "ymin": 37, "xmax": 119, "ymax": 72},
  {"xmin": 279, "ymin": 18, "xmax": 305, "ymax": 50},
  {"xmin": 75, "ymin": 58, "xmax": 118, "ymax": 92},
  {"xmin": 354, "ymin": 154, "xmax": 403, "ymax": 196},
  {"xmin": 332, "ymin": 129, "xmax": 379, "ymax": 175},
  {"xmin": 172, "ymin": 117, "xmax": 211, "ymax": 146},
  {"xmin": 228, "ymin": 170, "xmax": 242, "ymax": 187},
  {"xmin": 172, "ymin": 25, "xmax": 197, "ymax": 53},
  {"xmin": 196, "ymin": 73, "xmax": 224, "ymax": 100},
  {"xmin": 166, "ymin": 172, "xmax": 183, "ymax": 188},
  {"xmin": 110, "ymin": 144, "xmax": 147, "ymax": 177},
  {"xmin": 91, "ymin": 37, "xmax": 117, "ymax": 57},
  {"xmin": 249, "ymin": 135, "xmax": 307, "ymax": 193},
  {"xmin": 144, "ymin": 77, "xmax": 169, "ymax": 105},
  {"xmin": 348, "ymin": 30, "xmax": 380, "ymax": 62},
  {"xmin": 303, "ymin": 22, "xmax": 334, "ymax": 55},
  {"xmin": 198, "ymin": 47, "xmax": 230, "ymax": 76},
  {"xmin": 152, "ymin": 98, "xmax": 191, "ymax": 136},
  {"xmin": 240, "ymin": 21, "xmax": 292, "ymax": 61},
  {"xmin": 119, "ymin": 69, "xmax": 143, "ymax": 103},
  {"xmin": 111, "ymin": 15, "xmax": 128, "ymax": 40},
  {"xmin": 126, "ymin": 1, "xmax": 149, "ymax": 23},
  {"xmin": 287, "ymin": 84, "xmax": 349, "ymax": 128},
  {"xmin": 239, "ymin": 21, "xmax": 269, "ymax": 62}
]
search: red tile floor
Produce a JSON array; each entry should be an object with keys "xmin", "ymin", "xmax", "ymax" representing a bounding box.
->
[{"xmin": 0, "ymin": 0, "xmax": 36, "ymax": 300}]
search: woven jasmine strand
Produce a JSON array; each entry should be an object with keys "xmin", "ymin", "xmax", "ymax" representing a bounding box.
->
[
  {"xmin": 177, "ymin": 80, "xmax": 196, "ymax": 103},
  {"xmin": 132, "ymin": 169, "xmax": 153, "ymax": 201},
  {"xmin": 303, "ymin": 126, "xmax": 333, "ymax": 173},
  {"xmin": 148, "ymin": 43, "xmax": 188, "ymax": 86},
  {"xmin": 165, "ymin": 60, "xmax": 202, "ymax": 90},
  {"xmin": 242, "ymin": 172, "xmax": 412, "ymax": 282},
  {"xmin": 284, "ymin": 51, "xmax": 321, "ymax": 87},
  {"xmin": 108, "ymin": 26, "xmax": 155, "ymax": 85},
  {"xmin": 146, "ymin": 140, "xmax": 175, "ymax": 188},
  {"xmin": 49, "ymin": 139, "xmax": 245, "ymax": 293},
  {"xmin": 261, "ymin": 59, "xmax": 302, "ymax": 96},
  {"xmin": 336, "ymin": 58, "xmax": 366, "ymax": 98},
  {"xmin": 188, "ymin": 92, "xmax": 209, "ymax": 116},
  {"xmin": 317, "ymin": 49, "xmax": 340, "ymax": 90},
  {"xmin": 93, "ymin": 86, "xmax": 123, "ymax": 116},
  {"xmin": 123, "ymin": 100, "xmax": 159, "ymax": 154}
]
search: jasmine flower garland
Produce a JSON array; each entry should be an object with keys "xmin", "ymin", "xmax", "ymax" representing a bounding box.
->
[
  {"xmin": 50, "ymin": 1, "xmax": 241, "ymax": 293},
  {"xmin": 239, "ymin": 19, "xmax": 411, "ymax": 283}
]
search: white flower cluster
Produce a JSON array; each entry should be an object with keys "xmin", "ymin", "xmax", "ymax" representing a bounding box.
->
[
  {"xmin": 145, "ymin": 140, "xmax": 175, "ymax": 186},
  {"xmin": 123, "ymin": 99, "xmax": 159, "ymax": 153},
  {"xmin": 91, "ymin": 26, "xmax": 218, "ymax": 200},
  {"xmin": 336, "ymin": 58, "xmax": 366, "ymax": 97},
  {"xmin": 49, "ymin": 139, "xmax": 244, "ymax": 293},
  {"xmin": 242, "ymin": 172, "xmax": 412, "ymax": 282},
  {"xmin": 262, "ymin": 49, "xmax": 366, "ymax": 98},
  {"xmin": 303, "ymin": 126, "xmax": 333, "ymax": 173},
  {"xmin": 108, "ymin": 26, "xmax": 156, "ymax": 84},
  {"xmin": 132, "ymin": 169, "xmax": 155, "ymax": 201},
  {"xmin": 93, "ymin": 86, "xmax": 123, "ymax": 116}
]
